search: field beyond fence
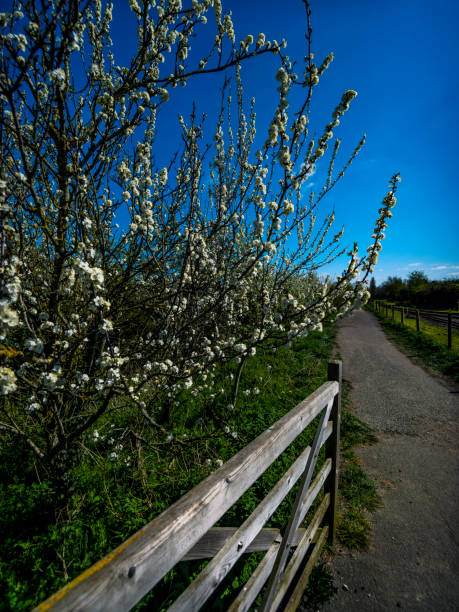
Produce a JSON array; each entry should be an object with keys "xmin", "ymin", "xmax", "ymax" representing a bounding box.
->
[{"xmin": 372, "ymin": 300, "xmax": 459, "ymax": 352}]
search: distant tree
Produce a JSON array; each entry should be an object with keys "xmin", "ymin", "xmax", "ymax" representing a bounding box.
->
[
  {"xmin": 407, "ymin": 270, "xmax": 429, "ymax": 292},
  {"xmin": 369, "ymin": 277, "xmax": 377, "ymax": 298},
  {"xmin": 413, "ymin": 278, "xmax": 459, "ymax": 310},
  {"xmin": 378, "ymin": 276, "xmax": 405, "ymax": 301},
  {"xmin": 406, "ymin": 270, "xmax": 428, "ymax": 305}
]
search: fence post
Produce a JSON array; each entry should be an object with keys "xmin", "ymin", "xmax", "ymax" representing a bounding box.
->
[
  {"xmin": 416, "ymin": 310, "xmax": 420, "ymax": 332},
  {"xmin": 448, "ymin": 313, "xmax": 452, "ymax": 349},
  {"xmin": 325, "ymin": 360, "xmax": 342, "ymax": 547},
  {"xmin": 401, "ymin": 308, "xmax": 404, "ymax": 325},
  {"xmin": 391, "ymin": 306, "xmax": 394, "ymax": 320}
]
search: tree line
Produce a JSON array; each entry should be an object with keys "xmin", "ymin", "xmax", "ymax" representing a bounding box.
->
[{"xmin": 370, "ymin": 271, "xmax": 459, "ymax": 310}]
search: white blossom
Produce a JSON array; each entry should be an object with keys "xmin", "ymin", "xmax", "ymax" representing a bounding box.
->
[
  {"xmin": 0, "ymin": 367, "xmax": 16, "ymax": 395},
  {"xmin": 24, "ymin": 337, "xmax": 44, "ymax": 354}
]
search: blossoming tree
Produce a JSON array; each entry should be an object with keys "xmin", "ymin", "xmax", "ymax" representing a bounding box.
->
[{"xmin": 0, "ymin": 0, "xmax": 399, "ymax": 466}]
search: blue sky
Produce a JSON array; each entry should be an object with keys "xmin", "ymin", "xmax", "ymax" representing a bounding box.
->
[{"xmin": 112, "ymin": 1, "xmax": 459, "ymax": 284}]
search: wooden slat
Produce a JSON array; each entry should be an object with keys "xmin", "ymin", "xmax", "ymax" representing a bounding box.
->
[
  {"xmin": 260, "ymin": 399, "xmax": 333, "ymax": 611},
  {"xmin": 296, "ymin": 457, "xmax": 332, "ymax": 527},
  {"xmin": 284, "ymin": 526, "xmax": 329, "ymax": 612},
  {"xmin": 35, "ymin": 381, "xmax": 338, "ymax": 612},
  {"xmin": 168, "ymin": 425, "xmax": 333, "ymax": 612},
  {"xmin": 227, "ymin": 459, "xmax": 332, "ymax": 612},
  {"xmin": 270, "ymin": 494, "xmax": 330, "ymax": 611},
  {"xmin": 182, "ymin": 527, "xmax": 307, "ymax": 560},
  {"xmin": 227, "ymin": 541, "xmax": 280, "ymax": 612}
]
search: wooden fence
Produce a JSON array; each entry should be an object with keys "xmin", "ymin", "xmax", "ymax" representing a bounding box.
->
[
  {"xmin": 373, "ymin": 300, "xmax": 458, "ymax": 349},
  {"xmin": 35, "ymin": 361, "xmax": 342, "ymax": 612}
]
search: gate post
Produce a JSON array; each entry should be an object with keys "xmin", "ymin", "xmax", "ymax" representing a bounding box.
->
[{"xmin": 325, "ymin": 360, "xmax": 342, "ymax": 546}]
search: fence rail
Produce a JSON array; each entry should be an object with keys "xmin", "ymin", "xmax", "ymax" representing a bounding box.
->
[
  {"xmin": 35, "ymin": 361, "xmax": 342, "ymax": 612},
  {"xmin": 373, "ymin": 300, "xmax": 459, "ymax": 349}
]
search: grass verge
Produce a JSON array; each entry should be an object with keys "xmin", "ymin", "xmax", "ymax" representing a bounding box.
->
[
  {"xmin": 367, "ymin": 307, "xmax": 459, "ymax": 384},
  {"xmin": 299, "ymin": 379, "xmax": 380, "ymax": 610},
  {"xmin": 335, "ymin": 380, "xmax": 380, "ymax": 551}
]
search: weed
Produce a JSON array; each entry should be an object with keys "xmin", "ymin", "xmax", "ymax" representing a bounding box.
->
[
  {"xmin": 300, "ymin": 562, "xmax": 337, "ymax": 610},
  {"xmin": 339, "ymin": 464, "xmax": 380, "ymax": 513},
  {"xmin": 332, "ymin": 377, "xmax": 380, "ymax": 553},
  {"xmin": 337, "ymin": 508, "xmax": 372, "ymax": 550}
]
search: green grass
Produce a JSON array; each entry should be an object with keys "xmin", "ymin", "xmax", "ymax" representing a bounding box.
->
[
  {"xmin": 340, "ymin": 402, "xmax": 377, "ymax": 451},
  {"xmin": 339, "ymin": 464, "xmax": 380, "ymax": 513},
  {"xmin": 393, "ymin": 309, "xmax": 458, "ymax": 352},
  {"xmin": 375, "ymin": 302, "xmax": 459, "ymax": 352},
  {"xmin": 333, "ymin": 379, "xmax": 380, "ymax": 552},
  {"xmin": 368, "ymin": 306, "xmax": 459, "ymax": 384},
  {"xmin": 299, "ymin": 383, "xmax": 381, "ymax": 607},
  {"xmin": 0, "ymin": 326, "xmax": 340, "ymax": 611},
  {"xmin": 337, "ymin": 507, "xmax": 373, "ymax": 550}
]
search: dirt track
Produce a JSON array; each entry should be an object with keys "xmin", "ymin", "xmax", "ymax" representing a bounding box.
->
[{"xmin": 323, "ymin": 309, "xmax": 459, "ymax": 611}]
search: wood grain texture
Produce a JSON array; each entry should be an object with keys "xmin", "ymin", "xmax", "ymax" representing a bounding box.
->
[
  {"xmin": 227, "ymin": 542, "xmax": 279, "ymax": 612},
  {"xmin": 260, "ymin": 402, "xmax": 332, "ymax": 611},
  {"xmin": 270, "ymin": 495, "xmax": 330, "ymax": 611},
  {"xmin": 35, "ymin": 381, "xmax": 338, "ymax": 612},
  {"xmin": 284, "ymin": 526, "xmax": 328, "ymax": 612},
  {"xmin": 182, "ymin": 527, "xmax": 308, "ymax": 560},
  {"xmin": 228, "ymin": 461, "xmax": 332, "ymax": 612}
]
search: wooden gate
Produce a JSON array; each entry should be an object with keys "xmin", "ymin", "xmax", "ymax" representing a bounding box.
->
[{"xmin": 36, "ymin": 361, "xmax": 342, "ymax": 612}]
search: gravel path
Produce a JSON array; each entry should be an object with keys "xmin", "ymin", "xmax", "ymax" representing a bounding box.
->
[{"xmin": 323, "ymin": 309, "xmax": 459, "ymax": 611}]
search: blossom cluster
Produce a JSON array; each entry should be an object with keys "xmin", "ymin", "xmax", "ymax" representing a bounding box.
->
[{"xmin": 0, "ymin": 0, "xmax": 399, "ymax": 465}]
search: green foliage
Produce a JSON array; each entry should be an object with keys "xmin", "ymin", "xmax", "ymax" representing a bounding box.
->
[
  {"xmin": 341, "ymin": 405, "xmax": 378, "ymax": 450},
  {"xmin": 369, "ymin": 277, "xmax": 377, "ymax": 299},
  {"xmin": 0, "ymin": 320, "xmax": 384, "ymax": 610},
  {"xmin": 339, "ymin": 464, "xmax": 380, "ymax": 513},
  {"xmin": 375, "ymin": 272, "xmax": 459, "ymax": 310},
  {"xmin": 406, "ymin": 270, "xmax": 428, "ymax": 293},
  {"xmin": 377, "ymin": 275, "xmax": 406, "ymax": 301},
  {"xmin": 333, "ymin": 377, "xmax": 380, "ymax": 552},
  {"xmin": 301, "ymin": 561, "xmax": 337, "ymax": 609}
]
